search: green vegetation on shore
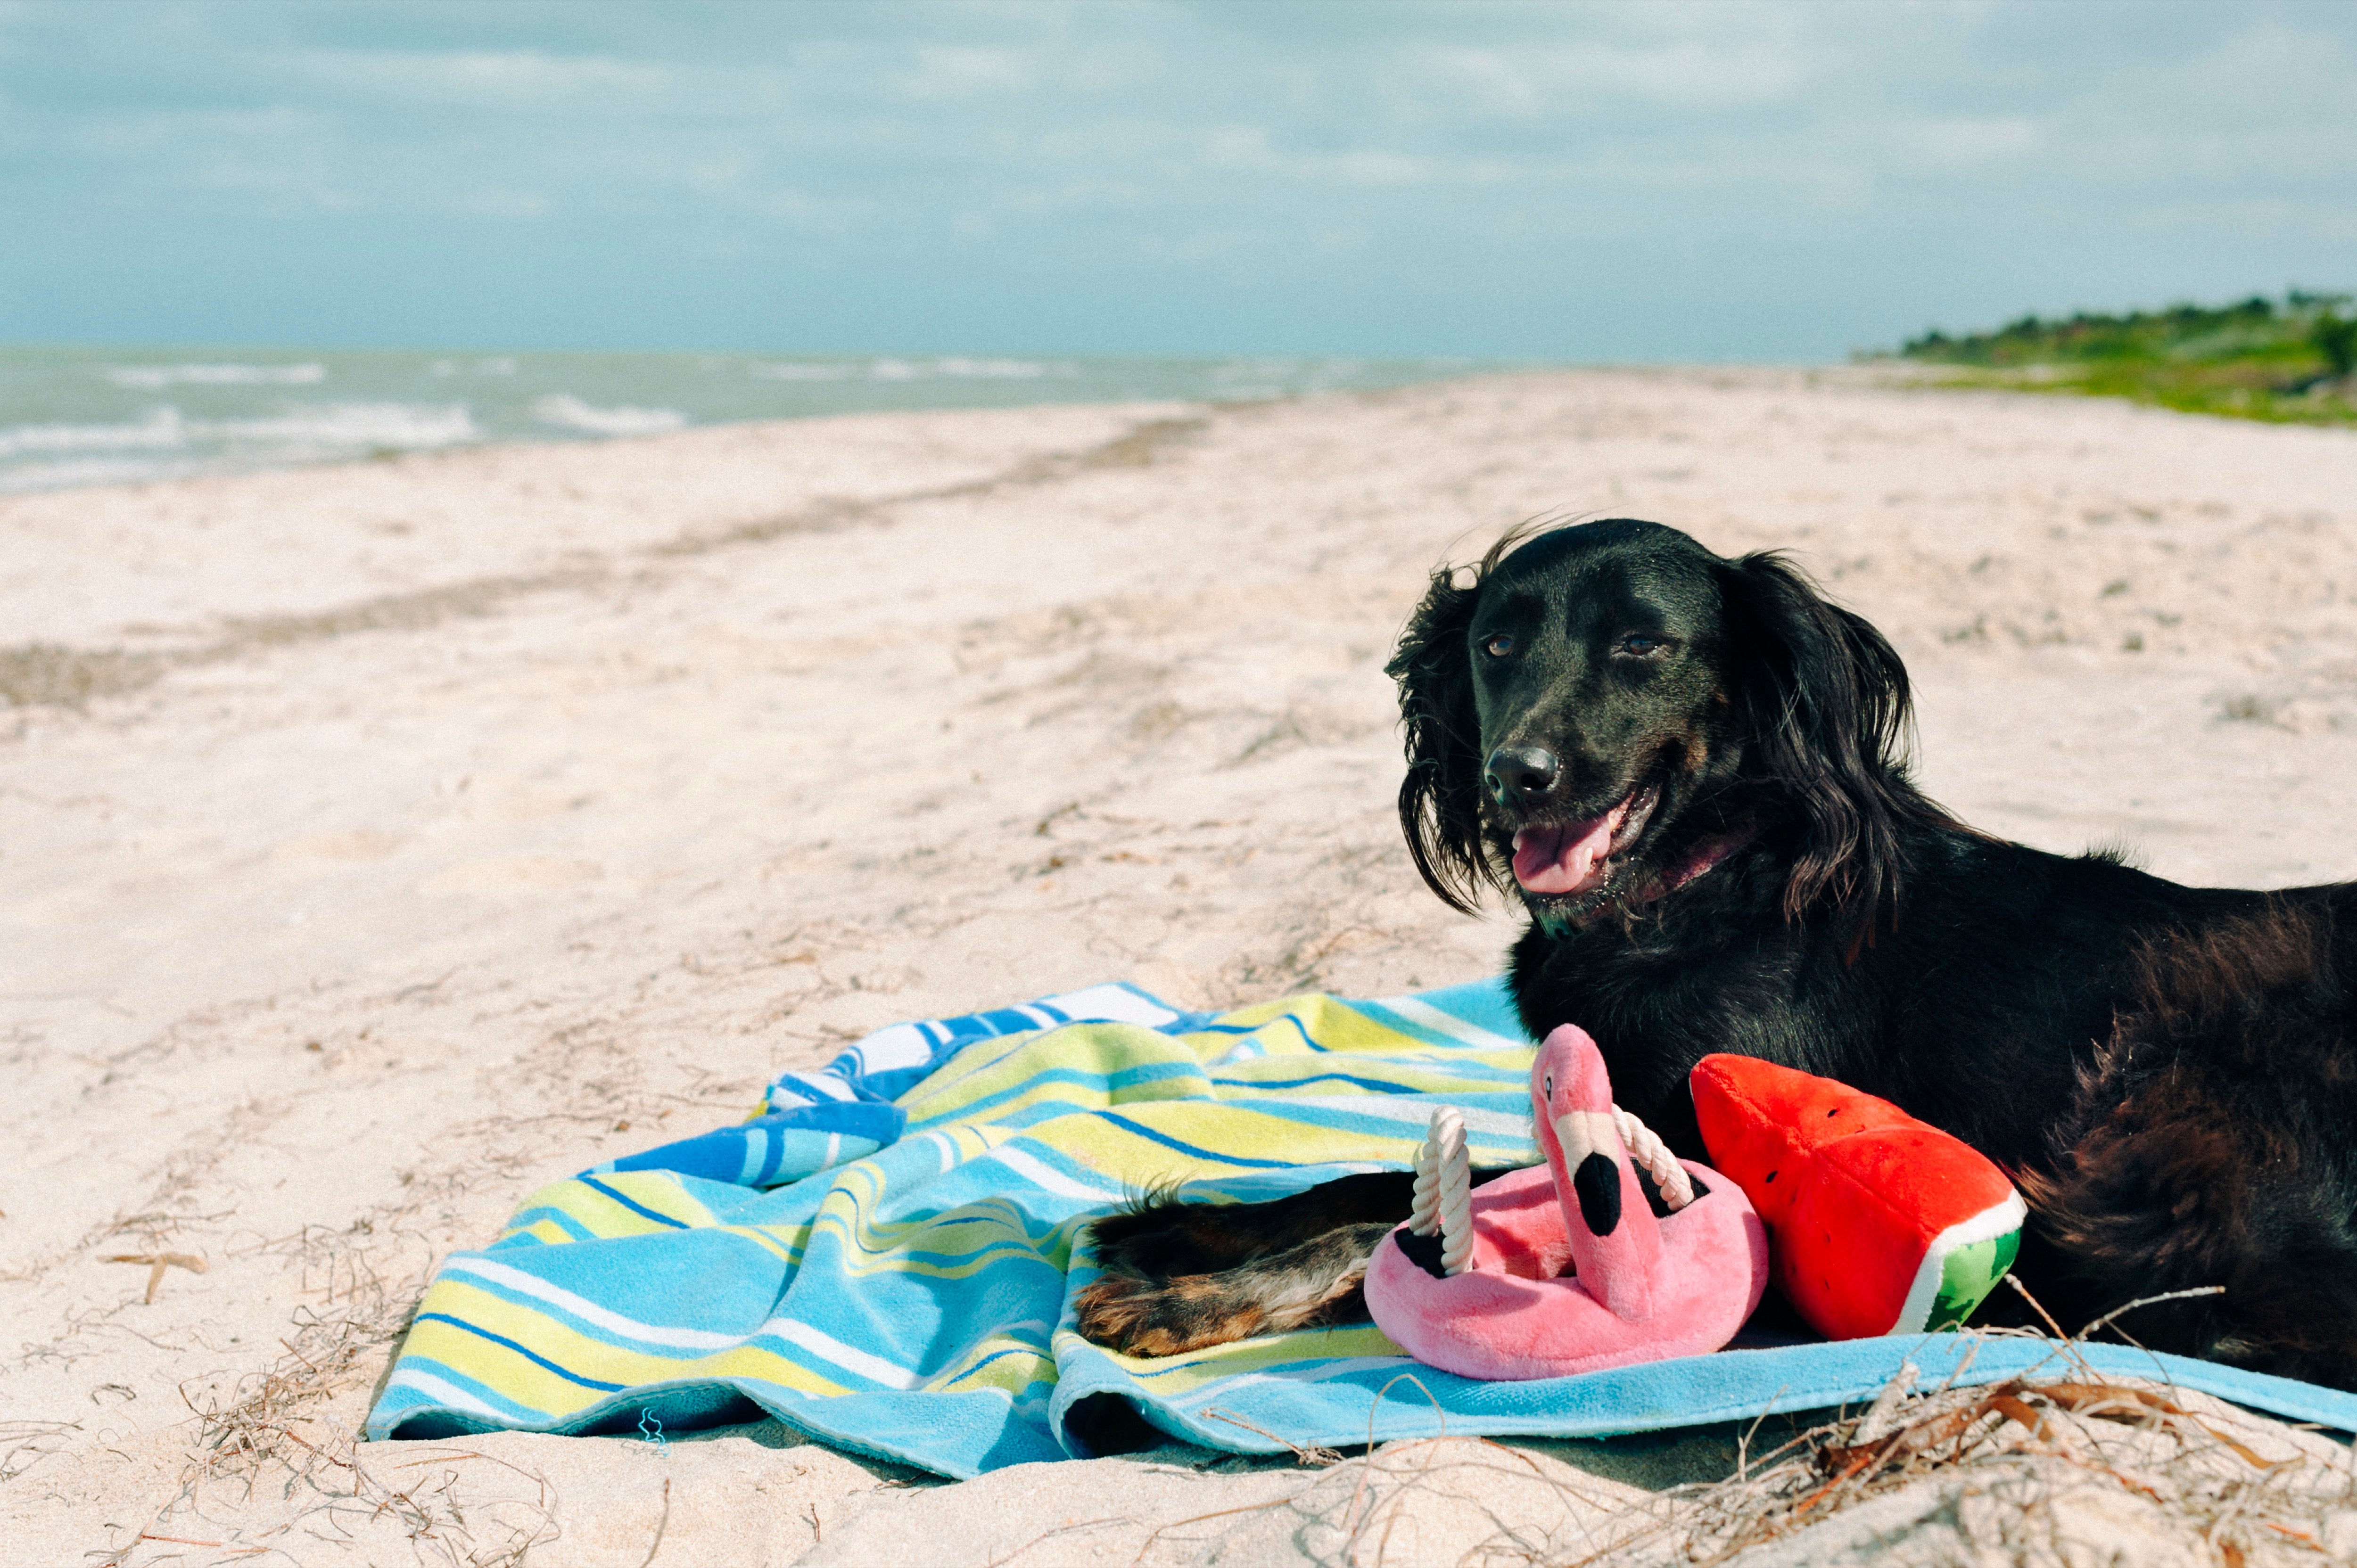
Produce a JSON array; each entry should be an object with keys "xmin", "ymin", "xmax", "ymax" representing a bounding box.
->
[{"xmin": 1881, "ymin": 292, "xmax": 2355, "ymax": 426}]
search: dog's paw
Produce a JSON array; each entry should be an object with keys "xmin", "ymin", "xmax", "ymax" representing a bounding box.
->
[{"xmin": 1072, "ymin": 1272, "xmax": 1263, "ymax": 1358}]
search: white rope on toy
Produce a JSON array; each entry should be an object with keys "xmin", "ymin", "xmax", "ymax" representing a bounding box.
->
[
  {"xmin": 1611, "ymin": 1104, "xmax": 1694, "ymax": 1211},
  {"xmin": 1411, "ymin": 1101, "xmax": 1689, "ymax": 1273},
  {"xmin": 1409, "ymin": 1106, "xmax": 1475, "ymax": 1276}
]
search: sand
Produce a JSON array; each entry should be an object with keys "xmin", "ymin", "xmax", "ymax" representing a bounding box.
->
[{"xmin": 4, "ymin": 369, "xmax": 2354, "ymax": 1565}]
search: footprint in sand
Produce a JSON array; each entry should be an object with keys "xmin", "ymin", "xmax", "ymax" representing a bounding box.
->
[
  {"xmin": 420, "ymin": 856, "xmax": 605, "ymax": 893},
  {"xmin": 276, "ymin": 829, "xmax": 404, "ymax": 860}
]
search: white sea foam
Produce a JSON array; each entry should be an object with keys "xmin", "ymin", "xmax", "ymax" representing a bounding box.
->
[
  {"xmin": 934, "ymin": 357, "xmax": 1070, "ymax": 379},
  {"xmin": 0, "ymin": 408, "xmax": 188, "ymax": 454},
  {"xmin": 0, "ymin": 455, "xmax": 209, "ymax": 493},
  {"xmin": 103, "ymin": 363, "xmax": 327, "ymax": 390},
  {"xmin": 863, "ymin": 357, "xmax": 1068, "ymax": 381},
  {"xmin": 0, "ymin": 401, "xmax": 478, "ymax": 490},
  {"xmin": 750, "ymin": 361, "xmax": 860, "ymax": 382},
  {"xmin": 207, "ymin": 403, "xmax": 479, "ymax": 449},
  {"xmin": 530, "ymin": 394, "xmax": 688, "ymax": 437}
]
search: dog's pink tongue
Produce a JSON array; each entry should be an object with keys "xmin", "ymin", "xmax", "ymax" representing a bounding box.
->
[{"xmin": 1513, "ymin": 811, "xmax": 1618, "ymax": 895}]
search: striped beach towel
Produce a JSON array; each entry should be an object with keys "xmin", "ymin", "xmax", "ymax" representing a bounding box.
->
[{"xmin": 365, "ymin": 979, "xmax": 2357, "ymax": 1477}]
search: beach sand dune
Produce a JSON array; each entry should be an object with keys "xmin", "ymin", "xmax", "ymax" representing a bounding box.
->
[{"xmin": 4, "ymin": 370, "xmax": 2354, "ymax": 1563}]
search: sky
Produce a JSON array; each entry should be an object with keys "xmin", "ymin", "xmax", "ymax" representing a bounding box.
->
[{"xmin": 3, "ymin": 0, "xmax": 2353, "ymax": 361}]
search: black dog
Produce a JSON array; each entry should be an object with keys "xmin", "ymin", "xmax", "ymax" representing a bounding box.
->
[{"xmin": 1077, "ymin": 518, "xmax": 2357, "ymax": 1387}]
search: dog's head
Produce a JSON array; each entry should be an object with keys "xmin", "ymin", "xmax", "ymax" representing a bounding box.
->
[{"xmin": 1388, "ymin": 518, "xmax": 1923, "ymax": 932}]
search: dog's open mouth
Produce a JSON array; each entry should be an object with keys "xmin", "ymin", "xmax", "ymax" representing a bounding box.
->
[{"xmin": 1510, "ymin": 784, "xmax": 1661, "ymax": 898}]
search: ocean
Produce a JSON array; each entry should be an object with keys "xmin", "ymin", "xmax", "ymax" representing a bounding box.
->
[{"xmin": 0, "ymin": 346, "xmax": 1500, "ymax": 494}]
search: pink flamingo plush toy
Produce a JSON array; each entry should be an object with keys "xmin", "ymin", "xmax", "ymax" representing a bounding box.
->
[{"xmin": 1364, "ymin": 1023, "xmax": 1768, "ymax": 1380}]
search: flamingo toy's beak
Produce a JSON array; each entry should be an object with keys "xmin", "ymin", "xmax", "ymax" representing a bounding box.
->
[{"xmin": 1552, "ymin": 1110, "xmax": 1624, "ymax": 1236}]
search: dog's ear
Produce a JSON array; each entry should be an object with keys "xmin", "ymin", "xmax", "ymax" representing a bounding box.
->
[
  {"xmin": 1387, "ymin": 564, "xmax": 1493, "ymax": 912},
  {"xmin": 1718, "ymin": 551, "xmax": 1919, "ymax": 927}
]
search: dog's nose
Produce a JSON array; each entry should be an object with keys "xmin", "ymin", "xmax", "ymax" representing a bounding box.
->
[{"xmin": 1484, "ymin": 745, "xmax": 1558, "ymax": 807}]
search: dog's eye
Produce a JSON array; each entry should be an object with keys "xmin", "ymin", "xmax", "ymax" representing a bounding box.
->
[
  {"xmin": 1481, "ymin": 633, "xmax": 1516, "ymax": 658},
  {"xmin": 1617, "ymin": 634, "xmax": 1665, "ymax": 657}
]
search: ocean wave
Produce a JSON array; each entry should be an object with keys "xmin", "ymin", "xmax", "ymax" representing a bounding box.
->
[
  {"xmin": 430, "ymin": 357, "xmax": 519, "ymax": 377},
  {"xmin": 0, "ymin": 408, "xmax": 187, "ymax": 455},
  {"xmin": 933, "ymin": 357, "xmax": 1072, "ymax": 379},
  {"xmin": 751, "ymin": 357, "xmax": 1075, "ymax": 383},
  {"xmin": 750, "ymin": 361, "xmax": 859, "ymax": 382},
  {"xmin": 869, "ymin": 357, "xmax": 1070, "ymax": 381},
  {"xmin": 530, "ymin": 394, "xmax": 688, "ymax": 437},
  {"xmin": 0, "ymin": 455, "xmax": 211, "ymax": 493},
  {"xmin": 103, "ymin": 362, "xmax": 327, "ymax": 390},
  {"xmin": 208, "ymin": 403, "xmax": 480, "ymax": 449},
  {"xmin": 0, "ymin": 401, "xmax": 478, "ymax": 491},
  {"xmin": 0, "ymin": 402, "xmax": 475, "ymax": 464}
]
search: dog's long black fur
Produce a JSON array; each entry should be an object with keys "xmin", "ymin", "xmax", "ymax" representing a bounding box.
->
[{"xmin": 1077, "ymin": 518, "xmax": 2357, "ymax": 1387}]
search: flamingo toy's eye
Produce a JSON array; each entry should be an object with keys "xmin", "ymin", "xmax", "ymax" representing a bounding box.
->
[{"xmin": 1543, "ymin": 1073, "xmax": 1553, "ymax": 1098}]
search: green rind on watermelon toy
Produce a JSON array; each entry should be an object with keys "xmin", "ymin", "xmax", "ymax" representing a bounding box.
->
[
  {"xmin": 1912, "ymin": 1200, "xmax": 2024, "ymax": 1332},
  {"xmin": 1690, "ymin": 1054, "xmax": 2027, "ymax": 1340}
]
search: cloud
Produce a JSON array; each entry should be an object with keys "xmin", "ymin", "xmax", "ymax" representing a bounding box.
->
[
  {"xmin": 460, "ymin": 186, "xmax": 551, "ymax": 220},
  {"xmin": 1902, "ymin": 116, "xmax": 2043, "ymax": 170},
  {"xmin": 1199, "ymin": 125, "xmax": 1512, "ymax": 188},
  {"xmin": 895, "ymin": 44, "xmax": 1035, "ymax": 100},
  {"xmin": 1430, "ymin": 32, "xmax": 1812, "ymax": 117},
  {"xmin": 280, "ymin": 46, "xmax": 673, "ymax": 107},
  {"xmin": 0, "ymin": 0, "xmax": 2350, "ymax": 356},
  {"xmin": 69, "ymin": 104, "xmax": 325, "ymax": 158}
]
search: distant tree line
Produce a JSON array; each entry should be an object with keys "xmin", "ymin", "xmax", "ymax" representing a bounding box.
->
[{"xmin": 1900, "ymin": 291, "xmax": 2352, "ymax": 381}]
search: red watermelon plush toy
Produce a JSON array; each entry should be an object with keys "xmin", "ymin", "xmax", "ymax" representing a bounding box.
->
[{"xmin": 1690, "ymin": 1055, "xmax": 2026, "ymax": 1340}]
